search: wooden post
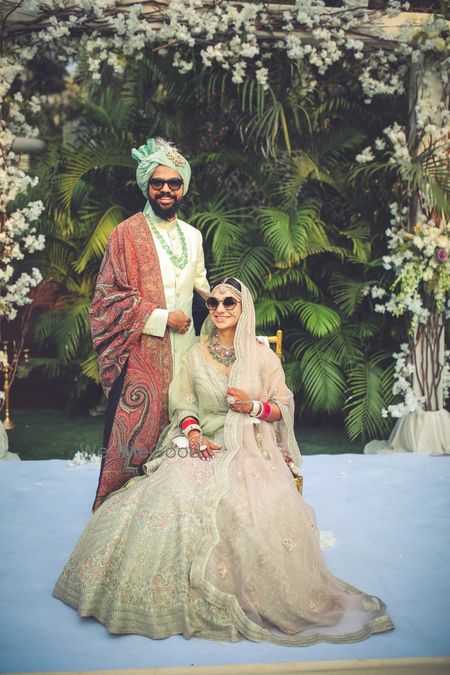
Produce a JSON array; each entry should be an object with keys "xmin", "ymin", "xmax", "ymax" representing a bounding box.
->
[
  {"xmin": 385, "ymin": 56, "xmax": 450, "ymax": 453},
  {"xmin": 2, "ymin": 344, "xmax": 15, "ymax": 430}
]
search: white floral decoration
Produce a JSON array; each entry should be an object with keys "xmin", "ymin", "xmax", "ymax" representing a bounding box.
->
[
  {"xmin": 68, "ymin": 450, "xmax": 102, "ymax": 467},
  {"xmin": 370, "ymin": 213, "xmax": 450, "ymax": 417}
]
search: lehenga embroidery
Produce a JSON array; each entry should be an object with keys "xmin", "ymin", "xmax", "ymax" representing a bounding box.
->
[
  {"xmin": 53, "ymin": 290, "xmax": 394, "ymax": 647},
  {"xmin": 254, "ymin": 423, "xmax": 270, "ymax": 460},
  {"xmin": 217, "ymin": 563, "xmax": 228, "ymax": 578}
]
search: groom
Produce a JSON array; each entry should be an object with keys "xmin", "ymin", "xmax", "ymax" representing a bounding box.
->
[{"xmin": 89, "ymin": 138, "xmax": 210, "ymax": 510}]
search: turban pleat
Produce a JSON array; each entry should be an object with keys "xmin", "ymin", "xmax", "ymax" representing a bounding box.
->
[{"xmin": 131, "ymin": 138, "xmax": 191, "ymax": 197}]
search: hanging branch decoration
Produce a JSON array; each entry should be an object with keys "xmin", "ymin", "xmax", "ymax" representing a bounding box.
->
[{"xmin": 357, "ymin": 18, "xmax": 450, "ymax": 420}]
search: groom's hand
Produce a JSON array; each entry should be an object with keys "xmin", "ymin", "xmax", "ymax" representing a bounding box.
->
[{"xmin": 168, "ymin": 309, "xmax": 191, "ymax": 334}]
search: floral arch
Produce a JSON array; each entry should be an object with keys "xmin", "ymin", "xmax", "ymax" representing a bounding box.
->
[{"xmin": 1, "ymin": 0, "xmax": 449, "ymax": 452}]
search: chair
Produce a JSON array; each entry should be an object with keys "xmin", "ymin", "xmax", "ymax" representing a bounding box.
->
[
  {"xmin": 257, "ymin": 330, "xmax": 283, "ymax": 358},
  {"xmin": 267, "ymin": 329, "xmax": 283, "ymax": 358}
]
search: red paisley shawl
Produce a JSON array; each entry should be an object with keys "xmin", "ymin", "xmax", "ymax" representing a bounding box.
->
[{"xmin": 89, "ymin": 212, "xmax": 172, "ymax": 511}]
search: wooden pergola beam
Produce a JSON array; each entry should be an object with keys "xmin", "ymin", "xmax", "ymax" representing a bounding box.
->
[{"xmin": 3, "ymin": 2, "xmax": 438, "ymax": 50}]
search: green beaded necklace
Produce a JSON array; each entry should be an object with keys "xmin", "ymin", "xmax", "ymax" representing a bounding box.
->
[{"xmin": 147, "ymin": 217, "xmax": 188, "ymax": 270}]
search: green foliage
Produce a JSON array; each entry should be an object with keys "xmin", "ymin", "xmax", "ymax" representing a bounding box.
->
[
  {"xmin": 32, "ymin": 50, "xmax": 410, "ymax": 439},
  {"xmin": 291, "ymin": 300, "xmax": 341, "ymax": 337},
  {"xmin": 74, "ymin": 204, "xmax": 126, "ymax": 272},
  {"xmin": 344, "ymin": 354, "xmax": 395, "ymax": 442}
]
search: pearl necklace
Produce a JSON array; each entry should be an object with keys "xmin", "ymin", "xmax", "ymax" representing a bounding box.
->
[{"xmin": 208, "ymin": 335, "xmax": 236, "ymax": 366}]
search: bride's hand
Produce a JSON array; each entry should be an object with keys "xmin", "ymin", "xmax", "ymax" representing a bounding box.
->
[
  {"xmin": 188, "ymin": 430, "xmax": 222, "ymax": 461},
  {"xmin": 226, "ymin": 387, "xmax": 253, "ymax": 414}
]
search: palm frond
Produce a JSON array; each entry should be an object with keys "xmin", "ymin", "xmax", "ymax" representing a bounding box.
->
[
  {"xmin": 190, "ymin": 195, "xmax": 246, "ymax": 260},
  {"xmin": 209, "ymin": 245, "xmax": 274, "ymax": 296},
  {"xmin": 18, "ymin": 357, "xmax": 72, "ymax": 380},
  {"xmin": 191, "ymin": 150, "xmax": 266, "ymax": 187},
  {"xmin": 287, "ymin": 334, "xmax": 346, "ymax": 412},
  {"xmin": 291, "ymin": 299, "xmax": 341, "ymax": 337},
  {"xmin": 283, "ymin": 359, "xmax": 304, "ymax": 396},
  {"xmin": 34, "ymin": 298, "xmax": 91, "ymax": 362},
  {"xmin": 258, "ymin": 201, "xmax": 326, "ymax": 266},
  {"xmin": 254, "ymin": 298, "xmax": 292, "ymax": 329},
  {"xmin": 238, "ymin": 92, "xmax": 291, "ymax": 156},
  {"xmin": 328, "ymin": 272, "xmax": 369, "ymax": 317},
  {"xmin": 81, "ymin": 351, "xmax": 100, "ymax": 384},
  {"xmin": 317, "ymin": 126, "xmax": 367, "ymax": 163},
  {"xmin": 74, "ymin": 204, "xmax": 125, "ymax": 273},
  {"xmin": 319, "ymin": 327, "xmax": 365, "ymax": 366},
  {"xmin": 266, "ymin": 266, "xmax": 321, "ymax": 299},
  {"xmin": 344, "ymin": 353, "xmax": 395, "ymax": 441},
  {"xmin": 55, "ymin": 143, "xmax": 134, "ymax": 211},
  {"xmin": 270, "ymin": 152, "xmax": 325, "ymax": 209},
  {"xmin": 334, "ymin": 220, "xmax": 372, "ymax": 263}
]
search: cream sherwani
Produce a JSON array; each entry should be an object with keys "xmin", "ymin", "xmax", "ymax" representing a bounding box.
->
[{"xmin": 142, "ymin": 211, "xmax": 209, "ymax": 376}]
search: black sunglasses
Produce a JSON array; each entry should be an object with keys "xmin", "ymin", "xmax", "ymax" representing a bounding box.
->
[
  {"xmin": 149, "ymin": 178, "xmax": 184, "ymax": 191},
  {"xmin": 205, "ymin": 296, "xmax": 241, "ymax": 311}
]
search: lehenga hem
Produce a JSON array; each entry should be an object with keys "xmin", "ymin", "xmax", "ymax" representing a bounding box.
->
[{"xmin": 53, "ymin": 584, "xmax": 394, "ymax": 647}]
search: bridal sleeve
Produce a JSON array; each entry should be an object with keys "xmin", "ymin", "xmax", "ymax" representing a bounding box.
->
[{"xmin": 168, "ymin": 352, "xmax": 200, "ymax": 426}]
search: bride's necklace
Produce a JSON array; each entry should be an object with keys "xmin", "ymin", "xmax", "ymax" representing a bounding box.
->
[{"xmin": 208, "ymin": 335, "xmax": 236, "ymax": 366}]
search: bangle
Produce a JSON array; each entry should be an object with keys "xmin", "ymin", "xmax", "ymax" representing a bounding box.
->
[
  {"xmin": 183, "ymin": 423, "xmax": 201, "ymax": 437},
  {"xmin": 181, "ymin": 416, "xmax": 199, "ymax": 431},
  {"xmin": 256, "ymin": 401, "xmax": 271, "ymax": 421},
  {"xmin": 249, "ymin": 400, "xmax": 263, "ymax": 417}
]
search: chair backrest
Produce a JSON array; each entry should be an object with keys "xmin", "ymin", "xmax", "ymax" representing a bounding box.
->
[{"xmin": 266, "ymin": 330, "xmax": 283, "ymax": 358}]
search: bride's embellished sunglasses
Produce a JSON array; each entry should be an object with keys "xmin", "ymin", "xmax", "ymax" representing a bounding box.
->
[
  {"xmin": 149, "ymin": 178, "xmax": 184, "ymax": 191},
  {"xmin": 205, "ymin": 296, "xmax": 241, "ymax": 311}
]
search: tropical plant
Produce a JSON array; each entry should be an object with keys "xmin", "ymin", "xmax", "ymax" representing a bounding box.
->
[{"xmin": 31, "ymin": 50, "xmax": 405, "ymax": 439}]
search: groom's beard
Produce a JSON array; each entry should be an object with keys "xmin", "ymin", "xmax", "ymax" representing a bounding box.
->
[{"xmin": 149, "ymin": 193, "xmax": 183, "ymax": 220}]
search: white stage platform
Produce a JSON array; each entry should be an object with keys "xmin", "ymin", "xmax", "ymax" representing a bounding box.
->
[{"xmin": 1, "ymin": 454, "xmax": 449, "ymax": 674}]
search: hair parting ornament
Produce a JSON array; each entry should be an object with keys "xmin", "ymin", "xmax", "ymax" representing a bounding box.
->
[{"xmin": 211, "ymin": 281, "xmax": 242, "ymax": 301}]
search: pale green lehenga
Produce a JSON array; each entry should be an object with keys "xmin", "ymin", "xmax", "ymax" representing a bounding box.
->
[{"xmin": 54, "ymin": 284, "xmax": 393, "ymax": 645}]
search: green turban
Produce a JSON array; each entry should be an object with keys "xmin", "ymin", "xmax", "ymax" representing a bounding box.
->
[{"xmin": 131, "ymin": 137, "xmax": 191, "ymax": 197}]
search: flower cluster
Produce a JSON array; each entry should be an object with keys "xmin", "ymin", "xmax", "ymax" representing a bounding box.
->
[
  {"xmin": 370, "ymin": 209, "xmax": 450, "ymax": 417},
  {"xmin": 68, "ymin": 450, "xmax": 102, "ymax": 467},
  {"xmin": 371, "ymin": 213, "xmax": 450, "ymax": 330},
  {"xmin": 0, "ymin": 121, "xmax": 45, "ymax": 321},
  {"xmin": 0, "ymin": 28, "xmax": 47, "ymax": 342},
  {"xmin": 2, "ymin": 0, "xmax": 418, "ymax": 97},
  {"xmin": 381, "ymin": 343, "xmax": 424, "ymax": 418},
  {"xmin": 2, "ymin": 0, "xmax": 445, "ymax": 105}
]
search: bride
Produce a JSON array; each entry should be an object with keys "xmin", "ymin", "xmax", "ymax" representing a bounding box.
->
[{"xmin": 54, "ymin": 278, "xmax": 393, "ymax": 645}]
